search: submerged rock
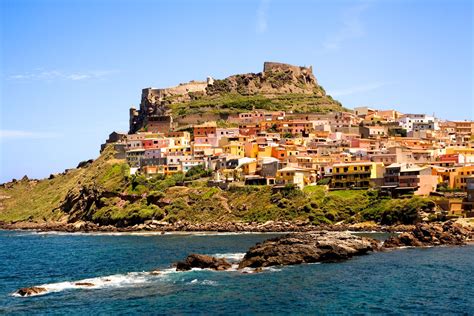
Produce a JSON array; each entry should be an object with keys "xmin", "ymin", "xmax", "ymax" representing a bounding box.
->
[
  {"xmin": 174, "ymin": 254, "xmax": 232, "ymax": 271},
  {"xmin": 238, "ymin": 231, "xmax": 380, "ymax": 269},
  {"xmin": 74, "ymin": 282, "xmax": 95, "ymax": 287},
  {"xmin": 149, "ymin": 269, "xmax": 161, "ymax": 275},
  {"xmin": 383, "ymin": 221, "xmax": 472, "ymax": 248},
  {"xmin": 15, "ymin": 287, "xmax": 47, "ymax": 297}
]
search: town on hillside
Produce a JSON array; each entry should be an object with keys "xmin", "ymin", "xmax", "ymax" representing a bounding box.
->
[
  {"xmin": 102, "ymin": 108, "xmax": 474, "ymax": 217},
  {"xmin": 101, "ymin": 63, "xmax": 474, "ymax": 219}
]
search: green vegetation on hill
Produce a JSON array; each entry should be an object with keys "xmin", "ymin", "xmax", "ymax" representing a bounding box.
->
[
  {"xmin": 168, "ymin": 93, "xmax": 345, "ymax": 117},
  {"xmin": 0, "ymin": 147, "xmax": 129, "ymax": 223},
  {"xmin": 0, "ymin": 147, "xmax": 438, "ymax": 227}
]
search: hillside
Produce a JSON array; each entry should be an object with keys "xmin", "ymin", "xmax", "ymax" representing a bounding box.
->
[
  {"xmin": 130, "ymin": 62, "xmax": 345, "ymax": 133},
  {"xmin": 168, "ymin": 93, "xmax": 343, "ymax": 118},
  {"xmin": 0, "ymin": 146, "xmax": 438, "ymax": 228}
]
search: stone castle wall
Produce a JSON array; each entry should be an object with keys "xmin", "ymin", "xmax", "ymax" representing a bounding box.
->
[
  {"xmin": 263, "ymin": 61, "xmax": 312, "ymax": 75},
  {"xmin": 143, "ymin": 81, "xmax": 208, "ymax": 104}
]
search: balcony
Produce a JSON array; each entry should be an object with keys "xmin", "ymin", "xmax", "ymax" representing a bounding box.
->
[{"xmin": 333, "ymin": 170, "xmax": 371, "ymax": 176}]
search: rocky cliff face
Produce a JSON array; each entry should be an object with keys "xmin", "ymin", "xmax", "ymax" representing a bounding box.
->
[{"xmin": 206, "ymin": 62, "xmax": 319, "ymax": 96}]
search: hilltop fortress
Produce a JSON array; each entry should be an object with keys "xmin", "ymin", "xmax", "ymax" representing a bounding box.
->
[{"xmin": 129, "ymin": 62, "xmax": 322, "ymax": 133}]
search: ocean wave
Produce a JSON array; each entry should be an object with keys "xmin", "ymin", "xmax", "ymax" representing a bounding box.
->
[
  {"xmin": 10, "ymin": 269, "xmax": 180, "ymax": 298},
  {"xmin": 11, "ymin": 257, "xmax": 283, "ymax": 297}
]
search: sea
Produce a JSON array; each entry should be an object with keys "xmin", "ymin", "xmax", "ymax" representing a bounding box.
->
[{"xmin": 0, "ymin": 230, "xmax": 473, "ymax": 315}]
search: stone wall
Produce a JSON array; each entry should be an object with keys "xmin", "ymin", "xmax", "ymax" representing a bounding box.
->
[
  {"xmin": 263, "ymin": 61, "xmax": 313, "ymax": 76},
  {"xmin": 174, "ymin": 113, "xmax": 229, "ymax": 126},
  {"xmin": 143, "ymin": 80, "xmax": 208, "ymax": 104}
]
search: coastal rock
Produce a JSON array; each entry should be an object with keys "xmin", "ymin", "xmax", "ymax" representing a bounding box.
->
[
  {"xmin": 15, "ymin": 287, "xmax": 47, "ymax": 297},
  {"xmin": 175, "ymin": 254, "xmax": 232, "ymax": 271},
  {"xmin": 238, "ymin": 231, "xmax": 380, "ymax": 269},
  {"xmin": 383, "ymin": 221, "xmax": 472, "ymax": 248},
  {"xmin": 382, "ymin": 232, "xmax": 423, "ymax": 248}
]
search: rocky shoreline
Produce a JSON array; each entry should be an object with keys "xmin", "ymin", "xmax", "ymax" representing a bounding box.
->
[
  {"xmin": 0, "ymin": 220, "xmax": 416, "ymax": 234},
  {"xmin": 12, "ymin": 221, "xmax": 473, "ymax": 297}
]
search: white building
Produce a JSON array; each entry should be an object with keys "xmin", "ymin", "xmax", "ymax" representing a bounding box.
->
[{"xmin": 398, "ymin": 114, "xmax": 439, "ymax": 132}]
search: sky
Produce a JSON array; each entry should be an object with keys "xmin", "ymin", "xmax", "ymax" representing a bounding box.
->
[{"xmin": 0, "ymin": 0, "xmax": 473, "ymax": 182}]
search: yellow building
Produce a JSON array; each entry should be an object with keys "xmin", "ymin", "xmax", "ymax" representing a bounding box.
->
[
  {"xmin": 244, "ymin": 142, "xmax": 258, "ymax": 158},
  {"xmin": 167, "ymin": 146, "xmax": 192, "ymax": 156},
  {"xmin": 331, "ymin": 162, "xmax": 385, "ymax": 189},
  {"xmin": 445, "ymin": 147, "xmax": 474, "ymax": 163},
  {"xmin": 148, "ymin": 165, "xmax": 182, "ymax": 176},
  {"xmin": 241, "ymin": 160, "xmax": 258, "ymax": 175},
  {"xmin": 192, "ymin": 143, "xmax": 215, "ymax": 157},
  {"xmin": 223, "ymin": 142, "xmax": 245, "ymax": 157},
  {"xmin": 449, "ymin": 166, "xmax": 474, "ymax": 190},
  {"xmin": 276, "ymin": 167, "xmax": 316, "ymax": 189},
  {"xmin": 257, "ymin": 145, "xmax": 273, "ymax": 159}
]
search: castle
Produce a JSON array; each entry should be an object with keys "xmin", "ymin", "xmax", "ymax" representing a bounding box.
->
[{"xmin": 129, "ymin": 62, "xmax": 316, "ymax": 134}]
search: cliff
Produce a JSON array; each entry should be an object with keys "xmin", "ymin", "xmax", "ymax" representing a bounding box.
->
[{"xmin": 130, "ymin": 62, "xmax": 343, "ymax": 133}]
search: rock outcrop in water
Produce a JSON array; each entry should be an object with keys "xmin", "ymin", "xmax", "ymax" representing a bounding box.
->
[
  {"xmin": 238, "ymin": 231, "xmax": 380, "ymax": 269},
  {"xmin": 174, "ymin": 254, "xmax": 232, "ymax": 271},
  {"xmin": 15, "ymin": 287, "xmax": 47, "ymax": 297},
  {"xmin": 383, "ymin": 221, "xmax": 472, "ymax": 248}
]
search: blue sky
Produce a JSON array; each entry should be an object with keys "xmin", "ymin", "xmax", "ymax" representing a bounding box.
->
[{"xmin": 0, "ymin": 0, "xmax": 473, "ymax": 182}]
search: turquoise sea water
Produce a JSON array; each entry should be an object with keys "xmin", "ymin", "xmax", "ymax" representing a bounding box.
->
[{"xmin": 0, "ymin": 230, "xmax": 473, "ymax": 314}]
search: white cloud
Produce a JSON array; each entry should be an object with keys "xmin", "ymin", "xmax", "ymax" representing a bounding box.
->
[
  {"xmin": 0, "ymin": 130, "xmax": 60, "ymax": 140},
  {"xmin": 328, "ymin": 82, "xmax": 391, "ymax": 97},
  {"xmin": 6, "ymin": 70, "xmax": 116, "ymax": 81},
  {"xmin": 256, "ymin": 0, "xmax": 270, "ymax": 34},
  {"xmin": 322, "ymin": 2, "xmax": 370, "ymax": 51}
]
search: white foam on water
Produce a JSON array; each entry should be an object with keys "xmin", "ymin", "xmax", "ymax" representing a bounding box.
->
[
  {"xmin": 201, "ymin": 280, "xmax": 217, "ymax": 285},
  {"xmin": 10, "ymin": 270, "xmax": 173, "ymax": 297},
  {"xmin": 263, "ymin": 266, "xmax": 282, "ymax": 272},
  {"xmin": 239, "ymin": 267, "xmax": 257, "ymax": 274},
  {"xmin": 188, "ymin": 279, "xmax": 218, "ymax": 286},
  {"xmin": 211, "ymin": 252, "xmax": 246, "ymax": 261}
]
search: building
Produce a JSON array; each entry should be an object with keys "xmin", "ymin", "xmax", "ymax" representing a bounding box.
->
[
  {"xmin": 194, "ymin": 121, "xmax": 217, "ymax": 137},
  {"xmin": 453, "ymin": 121, "xmax": 474, "ymax": 147},
  {"xmin": 449, "ymin": 166, "xmax": 474, "ymax": 190},
  {"xmin": 276, "ymin": 167, "xmax": 316, "ymax": 189},
  {"xmin": 359, "ymin": 125, "xmax": 388, "ymax": 139},
  {"xmin": 126, "ymin": 149, "xmax": 145, "ymax": 167},
  {"xmin": 331, "ymin": 162, "xmax": 385, "ymax": 189},
  {"xmin": 384, "ymin": 163, "xmax": 438, "ymax": 195},
  {"xmin": 398, "ymin": 114, "xmax": 438, "ymax": 133}
]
